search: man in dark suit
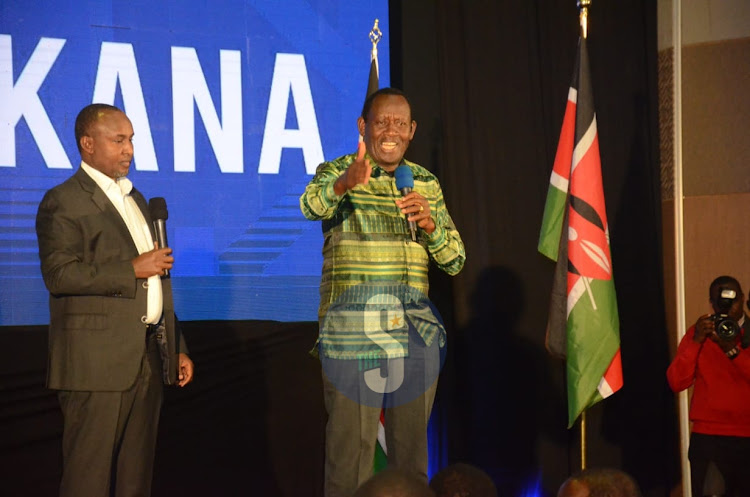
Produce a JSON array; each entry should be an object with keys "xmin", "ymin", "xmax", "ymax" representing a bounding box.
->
[{"xmin": 36, "ymin": 103, "xmax": 194, "ymax": 497}]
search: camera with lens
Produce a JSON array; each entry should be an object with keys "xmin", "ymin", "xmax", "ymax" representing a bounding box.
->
[{"xmin": 711, "ymin": 287, "xmax": 741, "ymax": 340}]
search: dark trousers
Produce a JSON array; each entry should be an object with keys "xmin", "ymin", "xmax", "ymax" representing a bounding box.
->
[
  {"xmin": 689, "ymin": 432, "xmax": 750, "ymax": 497},
  {"xmin": 58, "ymin": 333, "xmax": 163, "ymax": 497},
  {"xmin": 321, "ymin": 326, "xmax": 440, "ymax": 497}
]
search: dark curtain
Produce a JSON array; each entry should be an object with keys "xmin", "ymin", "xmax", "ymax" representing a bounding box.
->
[{"xmin": 393, "ymin": 0, "xmax": 678, "ymax": 496}]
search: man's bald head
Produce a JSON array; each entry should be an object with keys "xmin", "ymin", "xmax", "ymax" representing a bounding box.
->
[{"xmin": 75, "ymin": 103, "xmax": 124, "ymax": 153}]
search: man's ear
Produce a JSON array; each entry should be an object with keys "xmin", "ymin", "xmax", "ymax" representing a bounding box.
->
[
  {"xmin": 357, "ymin": 117, "xmax": 366, "ymax": 138},
  {"xmin": 80, "ymin": 136, "xmax": 93, "ymax": 155}
]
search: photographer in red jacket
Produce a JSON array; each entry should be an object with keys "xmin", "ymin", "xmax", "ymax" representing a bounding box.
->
[{"xmin": 667, "ymin": 275, "xmax": 750, "ymax": 497}]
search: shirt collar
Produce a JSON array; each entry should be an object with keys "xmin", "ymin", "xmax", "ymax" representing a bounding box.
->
[
  {"xmin": 359, "ymin": 152, "xmax": 406, "ymax": 176},
  {"xmin": 81, "ymin": 161, "xmax": 117, "ymax": 192},
  {"xmin": 81, "ymin": 161, "xmax": 132, "ymax": 195}
]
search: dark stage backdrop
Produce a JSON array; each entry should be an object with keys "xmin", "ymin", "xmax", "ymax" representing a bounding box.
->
[{"xmin": 0, "ymin": 1, "xmax": 678, "ymax": 496}]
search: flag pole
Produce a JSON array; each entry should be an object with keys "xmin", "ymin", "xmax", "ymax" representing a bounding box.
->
[
  {"xmin": 578, "ymin": 0, "xmax": 590, "ymax": 40},
  {"xmin": 580, "ymin": 411, "xmax": 587, "ymax": 470},
  {"xmin": 577, "ymin": 0, "xmax": 591, "ymax": 473},
  {"xmin": 361, "ymin": 20, "xmax": 383, "ymax": 143},
  {"xmin": 369, "ymin": 19, "xmax": 382, "ymax": 59}
]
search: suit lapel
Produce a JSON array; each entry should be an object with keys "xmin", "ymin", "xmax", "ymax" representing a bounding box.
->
[
  {"xmin": 74, "ymin": 168, "xmax": 140, "ymax": 255},
  {"xmin": 131, "ymin": 188, "xmax": 156, "ymax": 241}
]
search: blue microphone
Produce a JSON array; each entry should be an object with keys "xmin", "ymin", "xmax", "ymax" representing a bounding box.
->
[{"xmin": 394, "ymin": 165, "xmax": 417, "ymax": 242}]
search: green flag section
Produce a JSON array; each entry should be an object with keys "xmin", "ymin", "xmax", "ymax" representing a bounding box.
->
[
  {"xmin": 374, "ymin": 443, "xmax": 387, "ymax": 473},
  {"xmin": 538, "ymin": 88, "xmax": 575, "ymax": 262},
  {"xmin": 566, "ymin": 276, "xmax": 622, "ymax": 426},
  {"xmin": 374, "ymin": 410, "xmax": 387, "ymax": 473},
  {"xmin": 539, "ymin": 37, "xmax": 623, "ymax": 428}
]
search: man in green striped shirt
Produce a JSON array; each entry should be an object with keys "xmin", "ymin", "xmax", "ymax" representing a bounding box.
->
[{"xmin": 300, "ymin": 88, "xmax": 465, "ymax": 497}]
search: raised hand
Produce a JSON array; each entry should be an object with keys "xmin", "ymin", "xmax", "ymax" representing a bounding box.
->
[{"xmin": 334, "ymin": 141, "xmax": 372, "ymax": 195}]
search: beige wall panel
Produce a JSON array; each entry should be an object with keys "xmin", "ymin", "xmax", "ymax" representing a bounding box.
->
[
  {"xmin": 682, "ymin": 38, "xmax": 750, "ymax": 197},
  {"xmin": 683, "ymin": 193, "xmax": 750, "ymax": 330},
  {"xmin": 681, "ymin": 0, "xmax": 750, "ymax": 45},
  {"xmin": 658, "ymin": 0, "xmax": 674, "ymax": 50}
]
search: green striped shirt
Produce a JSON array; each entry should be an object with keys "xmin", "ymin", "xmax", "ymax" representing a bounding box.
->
[{"xmin": 300, "ymin": 153, "xmax": 465, "ymax": 358}]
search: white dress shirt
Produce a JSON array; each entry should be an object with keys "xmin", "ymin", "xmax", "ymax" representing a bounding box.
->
[{"xmin": 81, "ymin": 162, "xmax": 164, "ymax": 324}]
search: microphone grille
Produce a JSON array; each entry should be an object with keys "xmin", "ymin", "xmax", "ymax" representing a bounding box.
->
[
  {"xmin": 394, "ymin": 165, "xmax": 414, "ymax": 190},
  {"xmin": 148, "ymin": 197, "xmax": 168, "ymax": 220}
]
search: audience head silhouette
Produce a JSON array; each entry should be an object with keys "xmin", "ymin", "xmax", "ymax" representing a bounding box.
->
[
  {"xmin": 429, "ymin": 463, "xmax": 497, "ymax": 497},
  {"xmin": 353, "ymin": 468, "xmax": 434, "ymax": 497},
  {"xmin": 557, "ymin": 467, "xmax": 642, "ymax": 497}
]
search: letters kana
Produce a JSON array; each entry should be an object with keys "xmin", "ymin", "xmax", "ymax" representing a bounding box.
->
[{"xmin": 0, "ymin": 35, "xmax": 324, "ymax": 174}]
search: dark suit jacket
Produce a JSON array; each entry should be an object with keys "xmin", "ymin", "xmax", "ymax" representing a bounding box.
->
[{"xmin": 36, "ymin": 167, "xmax": 186, "ymax": 391}]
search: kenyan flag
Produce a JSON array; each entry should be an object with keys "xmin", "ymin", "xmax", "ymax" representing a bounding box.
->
[{"xmin": 538, "ymin": 36, "xmax": 623, "ymax": 428}]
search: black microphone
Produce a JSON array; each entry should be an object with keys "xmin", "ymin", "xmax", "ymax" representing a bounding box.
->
[
  {"xmin": 148, "ymin": 197, "xmax": 170, "ymax": 278},
  {"xmin": 394, "ymin": 165, "xmax": 417, "ymax": 242}
]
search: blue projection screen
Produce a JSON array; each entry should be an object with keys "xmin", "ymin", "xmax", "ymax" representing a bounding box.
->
[{"xmin": 0, "ymin": 1, "xmax": 390, "ymax": 325}]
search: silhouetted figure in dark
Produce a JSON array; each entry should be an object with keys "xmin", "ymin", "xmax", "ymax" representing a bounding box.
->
[
  {"xmin": 354, "ymin": 468, "xmax": 435, "ymax": 497},
  {"xmin": 557, "ymin": 467, "xmax": 642, "ymax": 497},
  {"xmin": 429, "ymin": 462, "xmax": 497, "ymax": 497}
]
